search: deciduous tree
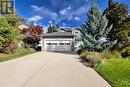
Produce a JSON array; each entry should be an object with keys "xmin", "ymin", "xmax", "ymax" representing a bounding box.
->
[
  {"xmin": 0, "ymin": 16, "xmax": 21, "ymax": 54},
  {"xmin": 5, "ymin": 14, "xmax": 24, "ymax": 27},
  {"xmin": 104, "ymin": 0, "xmax": 130, "ymax": 50},
  {"xmin": 22, "ymin": 26, "xmax": 43, "ymax": 49}
]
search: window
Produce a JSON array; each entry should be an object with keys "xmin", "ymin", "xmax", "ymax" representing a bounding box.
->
[
  {"xmin": 59, "ymin": 43, "xmax": 64, "ymax": 45},
  {"xmin": 65, "ymin": 43, "xmax": 70, "ymax": 45},
  {"xmin": 75, "ymin": 32, "xmax": 79, "ymax": 34},
  {"xmin": 46, "ymin": 43, "xmax": 51, "ymax": 45},
  {"xmin": 52, "ymin": 43, "xmax": 57, "ymax": 45}
]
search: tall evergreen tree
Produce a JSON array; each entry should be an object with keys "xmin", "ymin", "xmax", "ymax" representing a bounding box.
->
[
  {"xmin": 104, "ymin": 0, "xmax": 130, "ymax": 50},
  {"xmin": 47, "ymin": 24, "xmax": 57, "ymax": 33},
  {"xmin": 55, "ymin": 22, "xmax": 60, "ymax": 29},
  {"xmin": 80, "ymin": 1, "xmax": 113, "ymax": 52}
]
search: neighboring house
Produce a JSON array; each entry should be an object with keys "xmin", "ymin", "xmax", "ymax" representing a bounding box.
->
[
  {"xmin": 41, "ymin": 28, "xmax": 82, "ymax": 52},
  {"xmin": 18, "ymin": 24, "xmax": 28, "ymax": 30}
]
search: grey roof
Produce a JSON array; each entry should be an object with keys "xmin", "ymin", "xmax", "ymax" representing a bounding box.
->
[{"xmin": 43, "ymin": 32, "xmax": 74, "ymax": 38}]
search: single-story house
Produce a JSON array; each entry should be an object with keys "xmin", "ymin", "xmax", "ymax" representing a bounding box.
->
[{"xmin": 40, "ymin": 29, "xmax": 82, "ymax": 52}]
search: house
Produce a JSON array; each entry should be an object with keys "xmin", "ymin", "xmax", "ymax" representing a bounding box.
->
[
  {"xmin": 60, "ymin": 28, "xmax": 82, "ymax": 51},
  {"xmin": 41, "ymin": 29, "xmax": 82, "ymax": 52},
  {"xmin": 18, "ymin": 24, "xmax": 28, "ymax": 30},
  {"xmin": 72, "ymin": 29, "xmax": 82, "ymax": 51}
]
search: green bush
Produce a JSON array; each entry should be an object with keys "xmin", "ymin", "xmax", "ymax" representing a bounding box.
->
[
  {"xmin": 96, "ymin": 58, "xmax": 130, "ymax": 87},
  {"xmin": 0, "ymin": 48, "xmax": 35, "ymax": 62},
  {"xmin": 80, "ymin": 51, "xmax": 105, "ymax": 68},
  {"xmin": 2, "ymin": 40, "xmax": 20, "ymax": 54},
  {"xmin": 21, "ymin": 43, "xmax": 32, "ymax": 49},
  {"xmin": 103, "ymin": 51, "xmax": 122, "ymax": 59},
  {"xmin": 122, "ymin": 46, "xmax": 130, "ymax": 58},
  {"xmin": 0, "ymin": 16, "xmax": 21, "ymax": 54}
]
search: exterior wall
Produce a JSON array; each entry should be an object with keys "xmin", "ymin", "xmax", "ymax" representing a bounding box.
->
[
  {"xmin": 74, "ymin": 41, "xmax": 81, "ymax": 51},
  {"xmin": 72, "ymin": 29, "xmax": 82, "ymax": 51},
  {"xmin": 72, "ymin": 29, "xmax": 81, "ymax": 37}
]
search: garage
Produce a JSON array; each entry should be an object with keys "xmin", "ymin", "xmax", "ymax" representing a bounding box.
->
[
  {"xmin": 42, "ymin": 32, "xmax": 74, "ymax": 52},
  {"xmin": 45, "ymin": 40, "xmax": 72, "ymax": 52}
]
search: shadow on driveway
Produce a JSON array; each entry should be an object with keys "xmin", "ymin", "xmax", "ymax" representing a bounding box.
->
[{"xmin": 49, "ymin": 51, "xmax": 78, "ymax": 55}]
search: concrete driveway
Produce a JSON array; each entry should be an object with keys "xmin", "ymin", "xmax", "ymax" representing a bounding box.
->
[{"xmin": 0, "ymin": 52, "xmax": 111, "ymax": 87}]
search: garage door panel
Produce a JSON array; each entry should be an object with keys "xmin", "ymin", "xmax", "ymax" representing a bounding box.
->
[
  {"xmin": 45, "ymin": 40, "xmax": 72, "ymax": 52},
  {"xmin": 53, "ymin": 46, "xmax": 71, "ymax": 51}
]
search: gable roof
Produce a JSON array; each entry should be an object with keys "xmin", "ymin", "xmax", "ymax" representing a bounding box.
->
[{"xmin": 43, "ymin": 32, "xmax": 74, "ymax": 38}]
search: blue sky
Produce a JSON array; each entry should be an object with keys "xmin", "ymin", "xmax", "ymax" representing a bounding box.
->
[{"xmin": 15, "ymin": 0, "xmax": 130, "ymax": 28}]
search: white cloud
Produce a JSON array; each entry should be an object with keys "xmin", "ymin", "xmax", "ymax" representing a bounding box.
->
[
  {"xmin": 31, "ymin": 5, "xmax": 43, "ymax": 12},
  {"xmin": 48, "ymin": 20, "xmax": 53, "ymax": 24},
  {"xmin": 57, "ymin": 19, "xmax": 61, "ymax": 22},
  {"xmin": 60, "ymin": 9, "xmax": 66, "ymax": 15},
  {"xmin": 74, "ymin": 5, "xmax": 89, "ymax": 15},
  {"xmin": 74, "ymin": 17, "xmax": 80, "ymax": 21},
  {"xmin": 28, "ymin": 15, "xmax": 43, "ymax": 22},
  {"xmin": 67, "ymin": 6, "xmax": 72, "ymax": 10},
  {"xmin": 60, "ymin": 6, "xmax": 72, "ymax": 15},
  {"xmin": 59, "ymin": 4, "xmax": 90, "ymax": 20},
  {"xmin": 62, "ymin": 23, "xmax": 67, "ymax": 26},
  {"xmin": 59, "ymin": 6, "xmax": 73, "ymax": 20},
  {"xmin": 30, "ymin": 5, "xmax": 58, "ymax": 20},
  {"xmin": 30, "ymin": 3, "xmax": 90, "ymax": 21},
  {"xmin": 85, "ymin": 0, "xmax": 89, "ymax": 2},
  {"xmin": 43, "ymin": 25, "xmax": 48, "ymax": 33}
]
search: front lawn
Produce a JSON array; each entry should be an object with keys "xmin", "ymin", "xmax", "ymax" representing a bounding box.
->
[
  {"xmin": 96, "ymin": 58, "xmax": 130, "ymax": 87},
  {"xmin": 0, "ymin": 48, "xmax": 36, "ymax": 62}
]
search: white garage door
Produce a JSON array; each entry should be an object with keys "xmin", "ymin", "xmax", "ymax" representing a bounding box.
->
[{"xmin": 45, "ymin": 41, "xmax": 72, "ymax": 52}]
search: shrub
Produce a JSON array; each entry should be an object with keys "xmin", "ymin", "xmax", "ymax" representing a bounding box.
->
[
  {"xmin": 22, "ymin": 43, "xmax": 32, "ymax": 49},
  {"xmin": 103, "ymin": 51, "xmax": 115, "ymax": 59},
  {"xmin": 77, "ymin": 48, "xmax": 85, "ymax": 55},
  {"xmin": 122, "ymin": 46, "xmax": 130, "ymax": 58},
  {"xmin": 3, "ymin": 40, "xmax": 19, "ymax": 54},
  {"xmin": 0, "ymin": 48, "xmax": 35, "ymax": 62},
  {"xmin": 80, "ymin": 51, "xmax": 105, "ymax": 68},
  {"xmin": 103, "ymin": 51, "xmax": 122, "ymax": 59},
  {"xmin": 0, "ymin": 17, "xmax": 21, "ymax": 54},
  {"xmin": 17, "ymin": 48, "xmax": 35, "ymax": 54}
]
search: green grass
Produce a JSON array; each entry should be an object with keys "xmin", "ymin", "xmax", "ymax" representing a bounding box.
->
[
  {"xmin": 96, "ymin": 58, "xmax": 130, "ymax": 87},
  {"xmin": 0, "ymin": 48, "xmax": 36, "ymax": 62}
]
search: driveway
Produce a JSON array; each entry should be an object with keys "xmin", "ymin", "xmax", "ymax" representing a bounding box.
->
[{"xmin": 0, "ymin": 52, "xmax": 111, "ymax": 87}]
